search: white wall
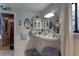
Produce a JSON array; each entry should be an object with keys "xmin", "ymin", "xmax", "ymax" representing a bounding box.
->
[
  {"xmin": 15, "ymin": 9, "xmax": 38, "ymax": 34},
  {"xmin": 14, "ymin": 9, "xmax": 38, "ymax": 56}
]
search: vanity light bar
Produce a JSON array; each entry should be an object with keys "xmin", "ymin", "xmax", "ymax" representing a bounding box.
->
[{"xmin": 44, "ymin": 12, "xmax": 54, "ymax": 18}]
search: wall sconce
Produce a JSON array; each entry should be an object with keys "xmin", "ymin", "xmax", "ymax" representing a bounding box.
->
[{"xmin": 18, "ymin": 19, "xmax": 22, "ymax": 26}]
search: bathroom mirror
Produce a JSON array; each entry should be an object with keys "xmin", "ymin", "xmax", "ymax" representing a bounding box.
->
[{"xmin": 24, "ymin": 18, "xmax": 32, "ymax": 29}]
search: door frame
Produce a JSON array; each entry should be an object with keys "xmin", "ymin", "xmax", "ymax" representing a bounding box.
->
[
  {"xmin": 60, "ymin": 4, "xmax": 73, "ymax": 56},
  {"xmin": 0, "ymin": 11, "xmax": 15, "ymax": 50}
]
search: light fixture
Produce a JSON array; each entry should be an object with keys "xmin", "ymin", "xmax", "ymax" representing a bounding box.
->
[
  {"xmin": 44, "ymin": 12, "xmax": 54, "ymax": 18},
  {"xmin": 0, "ymin": 5, "xmax": 11, "ymax": 11}
]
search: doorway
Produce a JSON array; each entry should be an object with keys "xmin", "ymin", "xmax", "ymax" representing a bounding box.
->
[{"xmin": 0, "ymin": 13, "xmax": 14, "ymax": 50}]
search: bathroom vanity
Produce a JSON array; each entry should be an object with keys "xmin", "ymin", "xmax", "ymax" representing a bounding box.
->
[
  {"xmin": 24, "ymin": 15, "xmax": 61, "ymax": 55},
  {"xmin": 30, "ymin": 16, "xmax": 60, "ymax": 55},
  {"xmin": 32, "ymin": 33, "xmax": 60, "ymax": 55}
]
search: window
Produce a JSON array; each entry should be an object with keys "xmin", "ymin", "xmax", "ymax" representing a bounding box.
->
[{"xmin": 72, "ymin": 3, "xmax": 79, "ymax": 33}]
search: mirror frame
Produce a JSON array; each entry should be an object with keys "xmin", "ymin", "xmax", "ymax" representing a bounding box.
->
[{"xmin": 24, "ymin": 18, "xmax": 32, "ymax": 29}]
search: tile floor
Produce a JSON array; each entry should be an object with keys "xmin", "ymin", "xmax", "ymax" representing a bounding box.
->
[{"xmin": 0, "ymin": 50, "xmax": 14, "ymax": 56}]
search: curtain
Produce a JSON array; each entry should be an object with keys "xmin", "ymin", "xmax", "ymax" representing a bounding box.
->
[{"xmin": 0, "ymin": 14, "xmax": 4, "ymax": 39}]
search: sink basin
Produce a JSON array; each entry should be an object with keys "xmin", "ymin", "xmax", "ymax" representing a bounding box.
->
[{"xmin": 32, "ymin": 32, "xmax": 59, "ymax": 40}]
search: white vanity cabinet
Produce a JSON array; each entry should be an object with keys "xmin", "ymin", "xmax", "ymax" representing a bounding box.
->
[{"xmin": 32, "ymin": 35, "xmax": 60, "ymax": 55}]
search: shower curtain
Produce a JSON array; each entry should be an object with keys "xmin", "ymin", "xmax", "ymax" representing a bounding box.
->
[{"xmin": 0, "ymin": 14, "xmax": 4, "ymax": 47}]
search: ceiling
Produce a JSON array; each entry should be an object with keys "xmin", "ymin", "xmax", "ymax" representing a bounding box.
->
[
  {"xmin": 5, "ymin": 3, "xmax": 51, "ymax": 12},
  {"xmin": 2, "ymin": 3, "xmax": 63, "ymax": 19}
]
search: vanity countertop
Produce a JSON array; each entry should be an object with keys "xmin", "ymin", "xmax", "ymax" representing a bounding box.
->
[{"xmin": 32, "ymin": 33, "xmax": 59, "ymax": 40}]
